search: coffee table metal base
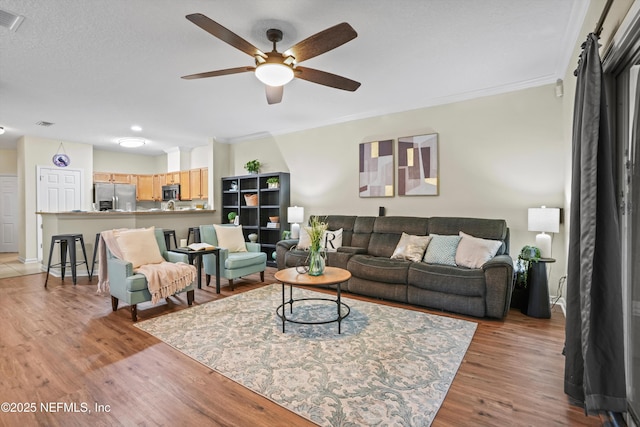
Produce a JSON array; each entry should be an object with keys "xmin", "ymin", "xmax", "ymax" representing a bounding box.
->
[{"xmin": 276, "ymin": 283, "xmax": 350, "ymax": 334}]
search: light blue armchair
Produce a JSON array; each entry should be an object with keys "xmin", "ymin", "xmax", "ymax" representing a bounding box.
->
[
  {"xmin": 107, "ymin": 228, "xmax": 195, "ymax": 321},
  {"xmin": 199, "ymin": 224, "xmax": 267, "ymax": 290}
]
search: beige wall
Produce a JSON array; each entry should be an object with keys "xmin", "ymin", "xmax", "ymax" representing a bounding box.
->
[
  {"xmin": 18, "ymin": 136, "xmax": 94, "ymax": 261},
  {"xmin": 229, "ymin": 84, "xmax": 567, "ymax": 291},
  {"xmin": 93, "ymin": 149, "xmax": 164, "ymax": 174},
  {"xmin": 0, "ymin": 149, "xmax": 18, "ymax": 174}
]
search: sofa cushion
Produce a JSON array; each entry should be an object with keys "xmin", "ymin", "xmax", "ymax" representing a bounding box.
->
[
  {"xmin": 423, "ymin": 234, "xmax": 461, "ymax": 266},
  {"xmin": 368, "ymin": 216, "xmax": 430, "ymax": 257},
  {"xmin": 428, "ymin": 217, "xmax": 508, "ymax": 255},
  {"xmin": 348, "ymin": 254, "xmax": 411, "ymax": 284},
  {"xmin": 318, "ymin": 215, "xmax": 357, "ymax": 246},
  {"xmin": 226, "ymin": 251, "xmax": 267, "ymax": 269},
  {"xmin": 115, "ymin": 227, "xmax": 165, "ymax": 268},
  {"xmin": 408, "ymin": 263, "xmax": 486, "ymax": 297},
  {"xmin": 455, "ymin": 231, "xmax": 502, "ymax": 269},
  {"xmin": 351, "ymin": 216, "xmax": 376, "ymax": 249},
  {"xmin": 390, "ymin": 233, "xmax": 432, "ymax": 262},
  {"xmin": 214, "ymin": 224, "xmax": 247, "ymax": 252}
]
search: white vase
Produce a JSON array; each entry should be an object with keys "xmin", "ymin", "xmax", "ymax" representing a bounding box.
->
[{"xmin": 248, "ymin": 233, "xmax": 258, "ymax": 243}]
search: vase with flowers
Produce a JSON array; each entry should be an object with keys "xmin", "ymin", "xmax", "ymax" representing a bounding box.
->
[{"xmin": 305, "ymin": 216, "xmax": 328, "ymax": 276}]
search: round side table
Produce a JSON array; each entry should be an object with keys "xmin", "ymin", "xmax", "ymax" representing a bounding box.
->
[{"xmin": 525, "ymin": 257, "xmax": 555, "ymax": 319}]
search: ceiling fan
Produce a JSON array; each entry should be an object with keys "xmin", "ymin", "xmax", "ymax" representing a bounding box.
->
[{"xmin": 181, "ymin": 13, "xmax": 361, "ymax": 104}]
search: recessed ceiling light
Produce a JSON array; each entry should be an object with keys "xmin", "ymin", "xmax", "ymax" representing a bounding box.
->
[
  {"xmin": 131, "ymin": 125, "xmax": 142, "ymax": 132},
  {"xmin": 118, "ymin": 137, "xmax": 146, "ymax": 148}
]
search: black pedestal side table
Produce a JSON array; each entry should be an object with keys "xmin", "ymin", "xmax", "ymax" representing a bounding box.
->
[
  {"xmin": 526, "ymin": 257, "xmax": 555, "ymax": 319},
  {"xmin": 172, "ymin": 247, "xmax": 221, "ymax": 293}
]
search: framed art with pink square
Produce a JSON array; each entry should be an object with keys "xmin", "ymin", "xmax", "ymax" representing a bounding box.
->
[
  {"xmin": 397, "ymin": 133, "xmax": 439, "ymax": 196},
  {"xmin": 359, "ymin": 139, "xmax": 394, "ymax": 197}
]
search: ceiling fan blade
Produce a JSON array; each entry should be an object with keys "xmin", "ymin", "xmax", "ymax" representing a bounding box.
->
[
  {"xmin": 295, "ymin": 66, "xmax": 361, "ymax": 92},
  {"xmin": 186, "ymin": 13, "xmax": 266, "ymax": 58},
  {"xmin": 266, "ymin": 85, "xmax": 283, "ymax": 104},
  {"xmin": 181, "ymin": 66, "xmax": 254, "ymax": 80},
  {"xmin": 286, "ymin": 23, "xmax": 357, "ymax": 63}
]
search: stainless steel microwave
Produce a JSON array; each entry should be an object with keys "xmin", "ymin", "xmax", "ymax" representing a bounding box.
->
[{"xmin": 162, "ymin": 184, "xmax": 180, "ymax": 201}]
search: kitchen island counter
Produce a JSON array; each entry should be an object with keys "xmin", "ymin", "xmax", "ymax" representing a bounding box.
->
[{"xmin": 38, "ymin": 210, "xmax": 217, "ymax": 276}]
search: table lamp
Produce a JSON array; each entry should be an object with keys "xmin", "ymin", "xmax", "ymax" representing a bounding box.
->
[
  {"xmin": 288, "ymin": 206, "xmax": 304, "ymax": 239},
  {"xmin": 527, "ymin": 206, "xmax": 560, "ymax": 258}
]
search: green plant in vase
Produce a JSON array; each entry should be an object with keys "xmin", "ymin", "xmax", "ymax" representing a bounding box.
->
[
  {"xmin": 244, "ymin": 159, "xmax": 260, "ymax": 174},
  {"xmin": 227, "ymin": 211, "xmax": 237, "ymax": 224},
  {"xmin": 515, "ymin": 245, "xmax": 541, "ymax": 289},
  {"xmin": 266, "ymin": 176, "xmax": 279, "ymax": 188},
  {"xmin": 305, "ymin": 216, "xmax": 328, "ymax": 276}
]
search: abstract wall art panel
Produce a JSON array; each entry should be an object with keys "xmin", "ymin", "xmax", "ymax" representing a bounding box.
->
[
  {"xmin": 359, "ymin": 139, "xmax": 394, "ymax": 197},
  {"xmin": 397, "ymin": 133, "xmax": 439, "ymax": 196}
]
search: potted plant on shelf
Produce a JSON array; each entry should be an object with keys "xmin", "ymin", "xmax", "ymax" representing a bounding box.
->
[
  {"xmin": 511, "ymin": 245, "xmax": 541, "ymax": 311},
  {"xmin": 244, "ymin": 159, "xmax": 260, "ymax": 174},
  {"xmin": 266, "ymin": 176, "xmax": 279, "ymax": 189},
  {"xmin": 227, "ymin": 211, "xmax": 237, "ymax": 224}
]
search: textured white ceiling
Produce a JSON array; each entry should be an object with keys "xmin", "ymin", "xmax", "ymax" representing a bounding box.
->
[{"xmin": 0, "ymin": 0, "xmax": 589, "ymax": 155}]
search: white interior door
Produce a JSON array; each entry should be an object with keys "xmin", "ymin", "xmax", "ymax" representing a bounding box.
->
[
  {"xmin": 0, "ymin": 175, "xmax": 19, "ymax": 252},
  {"xmin": 36, "ymin": 167, "xmax": 83, "ymax": 260}
]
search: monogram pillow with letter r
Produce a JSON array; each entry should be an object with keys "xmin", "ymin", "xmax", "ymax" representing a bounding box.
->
[{"xmin": 321, "ymin": 228, "xmax": 343, "ymax": 252}]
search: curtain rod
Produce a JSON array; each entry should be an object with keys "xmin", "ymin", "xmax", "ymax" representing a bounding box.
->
[{"xmin": 594, "ymin": 0, "xmax": 615, "ymax": 36}]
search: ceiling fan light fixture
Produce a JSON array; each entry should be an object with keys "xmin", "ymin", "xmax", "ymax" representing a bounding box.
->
[
  {"xmin": 118, "ymin": 137, "xmax": 146, "ymax": 148},
  {"xmin": 255, "ymin": 63, "xmax": 294, "ymax": 87}
]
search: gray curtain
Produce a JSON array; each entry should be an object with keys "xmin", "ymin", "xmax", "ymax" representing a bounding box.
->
[{"xmin": 564, "ymin": 33, "xmax": 626, "ymax": 414}]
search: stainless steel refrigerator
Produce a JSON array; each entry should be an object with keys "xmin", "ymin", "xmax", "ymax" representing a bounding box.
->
[{"xmin": 94, "ymin": 183, "xmax": 137, "ymax": 211}]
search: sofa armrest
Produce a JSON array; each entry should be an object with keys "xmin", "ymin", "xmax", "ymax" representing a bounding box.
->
[
  {"xmin": 482, "ymin": 254, "xmax": 515, "ymax": 318},
  {"xmin": 166, "ymin": 251, "xmax": 189, "ymax": 263},
  {"xmin": 276, "ymin": 239, "xmax": 299, "ymax": 270},
  {"xmin": 202, "ymin": 248, "xmax": 229, "ymax": 275},
  {"xmin": 338, "ymin": 246, "xmax": 368, "ymax": 255},
  {"xmin": 246, "ymin": 242, "xmax": 261, "ymax": 252}
]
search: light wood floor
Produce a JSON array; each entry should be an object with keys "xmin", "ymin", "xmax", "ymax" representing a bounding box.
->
[
  {"xmin": 0, "ymin": 253, "xmax": 43, "ymax": 279},
  {"xmin": 0, "ymin": 268, "xmax": 600, "ymax": 427}
]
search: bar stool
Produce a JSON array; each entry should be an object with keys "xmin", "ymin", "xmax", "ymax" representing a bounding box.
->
[
  {"xmin": 163, "ymin": 229, "xmax": 177, "ymax": 250},
  {"xmin": 45, "ymin": 234, "xmax": 90, "ymax": 287},
  {"xmin": 187, "ymin": 226, "xmax": 201, "ymax": 244},
  {"xmin": 90, "ymin": 232, "xmax": 101, "ymax": 280}
]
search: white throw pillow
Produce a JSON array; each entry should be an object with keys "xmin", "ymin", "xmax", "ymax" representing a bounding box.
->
[
  {"xmin": 423, "ymin": 234, "xmax": 462, "ymax": 266},
  {"xmin": 296, "ymin": 226, "xmax": 312, "ymax": 250},
  {"xmin": 213, "ymin": 224, "xmax": 247, "ymax": 252},
  {"xmin": 321, "ymin": 228, "xmax": 343, "ymax": 252},
  {"xmin": 115, "ymin": 227, "xmax": 165, "ymax": 268},
  {"xmin": 455, "ymin": 231, "xmax": 502, "ymax": 269},
  {"xmin": 391, "ymin": 232, "xmax": 432, "ymax": 262}
]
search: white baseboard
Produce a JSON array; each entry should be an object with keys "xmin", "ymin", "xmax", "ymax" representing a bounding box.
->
[{"xmin": 550, "ymin": 296, "xmax": 566, "ymax": 317}]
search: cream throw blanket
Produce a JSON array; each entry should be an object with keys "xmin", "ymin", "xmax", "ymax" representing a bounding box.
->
[{"xmin": 97, "ymin": 229, "xmax": 196, "ymax": 304}]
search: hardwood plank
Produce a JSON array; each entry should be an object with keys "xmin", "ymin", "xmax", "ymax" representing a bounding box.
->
[{"xmin": 0, "ymin": 269, "xmax": 599, "ymax": 426}]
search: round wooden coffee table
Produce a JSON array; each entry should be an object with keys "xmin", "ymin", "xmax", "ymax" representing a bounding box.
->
[{"xmin": 274, "ymin": 266, "xmax": 352, "ymax": 334}]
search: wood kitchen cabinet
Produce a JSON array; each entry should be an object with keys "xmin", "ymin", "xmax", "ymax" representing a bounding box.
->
[
  {"xmin": 180, "ymin": 170, "xmax": 191, "ymax": 200},
  {"xmin": 166, "ymin": 172, "xmax": 180, "ymax": 185},
  {"xmin": 189, "ymin": 168, "xmax": 208, "ymax": 200},
  {"xmin": 136, "ymin": 174, "xmax": 154, "ymax": 201},
  {"xmin": 93, "ymin": 172, "xmax": 132, "ymax": 184},
  {"xmin": 152, "ymin": 174, "xmax": 165, "ymax": 201}
]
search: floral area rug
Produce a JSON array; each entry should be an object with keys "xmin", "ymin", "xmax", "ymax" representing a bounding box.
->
[{"xmin": 135, "ymin": 284, "xmax": 477, "ymax": 426}]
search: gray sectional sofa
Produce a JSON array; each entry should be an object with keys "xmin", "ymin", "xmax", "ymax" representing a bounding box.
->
[{"xmin": 276, "ymin": 215, "xmax": 514, "ymax": 319}]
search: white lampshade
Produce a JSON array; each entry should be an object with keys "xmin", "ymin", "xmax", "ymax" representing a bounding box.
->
[
  {"xmin": 528, "ymin": 207, "xmax": 560, "ymax": 233},
  {"xmin": 528, "ymin": 206, "xmax": 560, "ymax": 258},
  {"xmin": 287, "ymin": 206, "xmax": 304, "ymax": 239}
]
